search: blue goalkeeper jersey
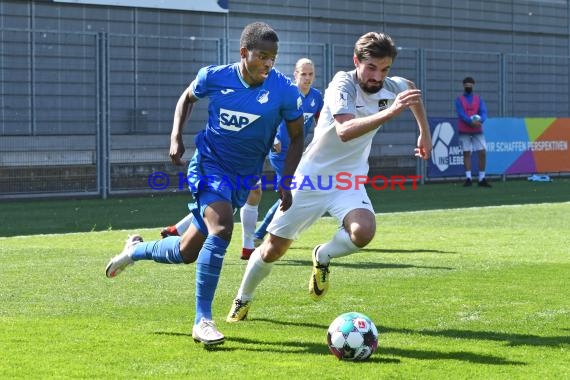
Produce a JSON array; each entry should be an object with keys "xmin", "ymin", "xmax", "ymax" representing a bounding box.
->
[{"xmin": 191, "ymin": 63, "xmax": 303, "ymax": 176}]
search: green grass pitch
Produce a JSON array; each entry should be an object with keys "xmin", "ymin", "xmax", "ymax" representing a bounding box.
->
[{"xmin": 0, "ymin": 180, "xmax": 569, "ymax": 379}]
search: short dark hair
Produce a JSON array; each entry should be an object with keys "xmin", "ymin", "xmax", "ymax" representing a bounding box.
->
[
  {"xmin": 463, "ymin": 76, "xmax": 475, "ymax": 84},
  {"xmin": 354, "ymin": 32, "xmax": 398, "ymax": 62},
  {"xmin": 240, "ymin": 22, "xmax": 279, "ymax": 50}
]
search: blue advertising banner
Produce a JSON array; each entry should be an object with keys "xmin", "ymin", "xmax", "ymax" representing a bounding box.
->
[
  {"xmin": 428, "ymin": 117, "xmax": 570, "ymax": 178},
  {"xmin": 429, "ymin": 117, "xmax": 477, "ymax": 178}
]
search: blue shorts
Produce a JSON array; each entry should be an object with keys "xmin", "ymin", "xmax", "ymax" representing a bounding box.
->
[
  {"xmin": 185, "ymin": 149, "xmax": 251, "ymax": 234},
  {"xmin": 187, "ymin": 190, "xmax": 228, "ymax": 235}
]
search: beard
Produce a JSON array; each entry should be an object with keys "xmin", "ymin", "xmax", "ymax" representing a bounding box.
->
[{"xmin": 359, "ymin": 80, "xmax": 383, "ymax": 94}]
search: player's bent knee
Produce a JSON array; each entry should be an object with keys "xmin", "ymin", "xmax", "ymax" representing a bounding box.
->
[
  {"xmin": 351, "ymin": 235, "xmax": 374, "ymax": 248},
  {"xmin": 350, "ymin": 226, "xmax": 376, "ymax": 248},
  {"xmin": 207, "ymin": 222, "xmax": 234, "ymax": 241}
]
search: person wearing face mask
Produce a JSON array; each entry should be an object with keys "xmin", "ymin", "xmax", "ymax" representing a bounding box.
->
[{"xmin": 455, "ymin": 76, "xmax": 491, "ymax": 187}]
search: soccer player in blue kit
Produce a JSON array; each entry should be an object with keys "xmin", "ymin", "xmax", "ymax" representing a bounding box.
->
[
  {"xmin": 105, "ymin": 22, "xmax": 304, "ymax": 346},
  {"xmin": 159, "ymin": 58, "xmax": 323, "ymax": 261}
]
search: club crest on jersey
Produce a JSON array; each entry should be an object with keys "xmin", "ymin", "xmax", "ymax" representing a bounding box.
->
[
  {"xmin": 297, "ymin": 96, "xmax": 303, "ymax": 110},
  {"xmin": 219, "ymin": 108, "xmax": 261, "ymax": 131},
  {"xmin": 378, "ymin": 99, "xmax": 389, "ymax": 111},
  {"xmin": 257, "ymin": 90, "xmax": 270, "ymax": 104}
]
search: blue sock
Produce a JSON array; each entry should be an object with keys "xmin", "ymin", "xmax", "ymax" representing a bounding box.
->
[
  {"xmin": 131, "ymin": 236, "xmax": 184, "ymax": 264},
  {"xmin": 254, "ymin": 199, "xmax": 280, "ymax": 239},
  {"xmin": 195, "ymin": 234, "xmax": 229, "ymax": 324}
]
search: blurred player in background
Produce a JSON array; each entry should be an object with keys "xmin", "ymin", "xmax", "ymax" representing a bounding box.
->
[
  {"xmin": 249, "ymin": 58, "xmax": 323, "ymax": 252},
  {"xmin": 105, "ymin": 22, "xmax": 304, "ymax": 346},
  {"xmin": 227, "ymin": 31, "xmax": 432, "ymax": 322}
]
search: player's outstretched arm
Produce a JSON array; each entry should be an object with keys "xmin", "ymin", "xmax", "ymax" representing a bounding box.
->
[{"xmin": 169, "ymin": 86, "xmax": 197, "ymax": 166}]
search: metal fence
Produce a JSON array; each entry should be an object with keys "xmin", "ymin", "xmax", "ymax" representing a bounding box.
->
[{"xmin": 1, "ymin": 28, "xmax": 569, "ymax": 198}]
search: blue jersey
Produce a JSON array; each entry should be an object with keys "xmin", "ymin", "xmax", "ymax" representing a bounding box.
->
[
  {"xmin": 269, "ymin": 87, "xmax": 323, "ymax": 169},
  {"xmin": 191, "ymin": 63, "xmax": 303, "ymax": 177}
]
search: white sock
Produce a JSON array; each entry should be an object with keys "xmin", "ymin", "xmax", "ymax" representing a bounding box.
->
[
  {"xmin": 478, "ymin": 171, "xmax": 485, "ymax": 181},
  {"xmin": 175, "ymin": 213, "xmax": 193, "ymax": 235},
  {"xmin": 465, "ymin": 171, "xmax": 472, "ymax": 180},
  {"xmin": 317, "ymin": 228, "xmax": 360, "ymax": 265},
  {"xmin": 240, "ymin": 203, "xmax": 258, "ymax": 249},
  {"xmin": 237, "ymin": 249, "xmax": 273, "ymax": 301}
]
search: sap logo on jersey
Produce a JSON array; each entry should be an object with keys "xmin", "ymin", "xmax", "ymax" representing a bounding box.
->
[{"xmin": 219, "ymin": 108, "xmax": 261, "ymax": 131}]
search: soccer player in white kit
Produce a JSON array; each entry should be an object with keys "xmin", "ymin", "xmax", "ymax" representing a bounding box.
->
[{"xmin": 227, "ymin": 32, "xmax": 432, "ymax": 322}]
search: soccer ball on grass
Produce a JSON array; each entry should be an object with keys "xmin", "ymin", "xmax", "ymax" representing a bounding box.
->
[{"xmin": 326, "ymin": 312, "xmax": 378, "ymax": 361}]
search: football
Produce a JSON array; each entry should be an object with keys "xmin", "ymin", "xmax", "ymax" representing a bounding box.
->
[
  {"xmin": 326, "ymin": 312, "xmax": 378, "ymax": 361},
  {"xmin": 471, "ymin": 114, "xmax": 482, "ymax": 122}
]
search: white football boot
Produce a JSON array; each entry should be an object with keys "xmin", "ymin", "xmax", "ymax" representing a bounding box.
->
[
  {"xmin": 105, "ymin": 235, "xmax": 143, "ymax": 278},
  {"xmin": 192, "ymin": 318, "xmax": 225, "ymax": 345}
]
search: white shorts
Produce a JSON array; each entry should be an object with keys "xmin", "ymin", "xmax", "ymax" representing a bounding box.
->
[
  {"xmin": 459, "ymin": 133, "xmax": 486, "ymax": 152},
  {"xmin": 267, "ymin": 186, "xmax": 374, "ymax": 240}
]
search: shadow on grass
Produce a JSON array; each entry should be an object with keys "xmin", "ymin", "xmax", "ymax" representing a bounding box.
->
[
  {"xmin": 383, "ymin": 326, "xmax": 570, "ymax": 348},
  {"xmin": 379, "ymin": 346, "xmax": 525, "ymax": 365},
  {"xmin": 289, "ymin": 246, "xmax": 456, "ymax": 255},
  {"xmin": 226, "ymin": 336, "xmax": 401, "ymax": 363},
  {"xmin": 246, "ymin": 319, "xmax": 568, "ymax": 348},
  {"xmin": 152, "ymin": 331, "xmax": 328, "ymax": 354},
  {"xmin": 211, "ymin": 335, "xmax": 523, "ymax": 365},
  {"xmin": 276, "ymin": 258, "xmax": 453, "ymax": 271},
  {"xmin": 223, "ymin": 317, "xmax": 566, "ymax": 350},
  {"xmin": 153, "ymin": 325, "xmax": 528, "ymax": 364},
  {"xmin": 360, "ymin": 248, "xmax": 457, "ymax": 254}
]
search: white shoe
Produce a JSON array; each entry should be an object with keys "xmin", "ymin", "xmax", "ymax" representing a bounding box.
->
[
  {"xmin": 192, "ymin": 318, "xmax": 225, "ymax": 345},
  {"xmin": 105, "ymin": 235, "xmax": 143, "ymax": 278}
]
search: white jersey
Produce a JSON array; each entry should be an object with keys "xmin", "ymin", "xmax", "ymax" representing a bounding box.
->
[{"xmin": 295, "ymin": 71, "xmax": 409, "ymax": 183}]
